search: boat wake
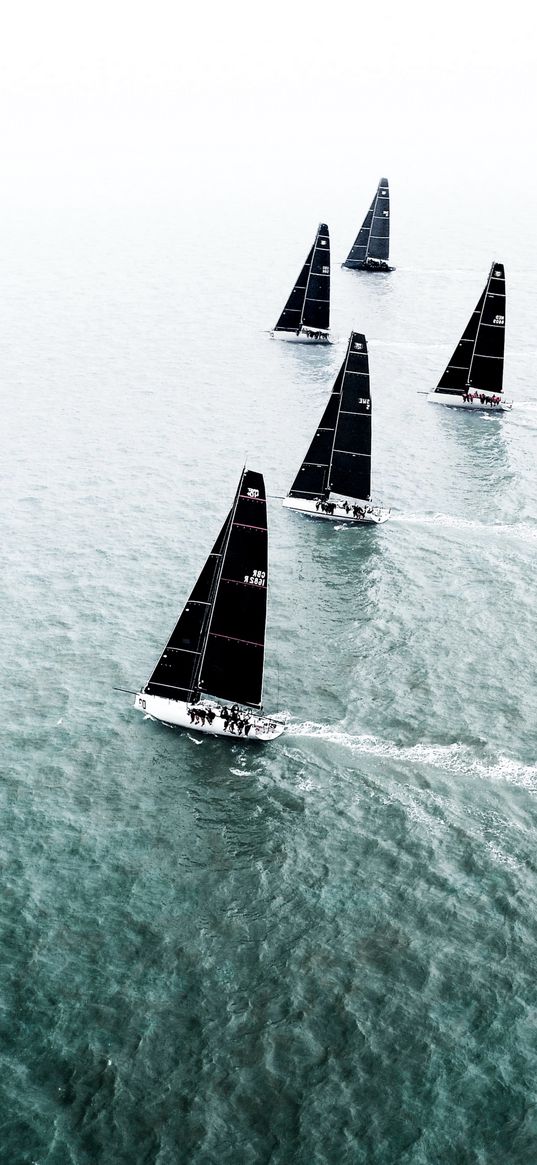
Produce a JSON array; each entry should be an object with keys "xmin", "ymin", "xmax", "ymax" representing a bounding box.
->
[
  {"xmin": 286, "ymin": 722, "xmax": 537, "ymax": 791},
  {"xmin": 393, "ymin": 512, "xmax": 537, "ymax": 544}
]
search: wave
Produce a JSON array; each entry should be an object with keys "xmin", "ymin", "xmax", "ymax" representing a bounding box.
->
[
  {"xmin": 393, "ymin": 512, "xmax": 537, "ymax": 544},
  {"xmin": 285, "ymin": 722, "xmax": 537, "ymax": 791}
]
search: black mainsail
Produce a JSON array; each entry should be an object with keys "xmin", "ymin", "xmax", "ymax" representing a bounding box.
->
[
  {"xmin": 288, "ymin": 332, "xmax": 372, "ymax": 501},
  {"xmin": 274, "ymin": 223, "xmax": 330, "ymax": 334},
  {"xmin": 145, "ymin": 470, "xmax": 268, "ymax": 709},
  {"xmin": 433, "ymin": 262, "xmax": 505, "ymax": 397},
  {"xmin": 342, "ymin": 179, "xmax": 392, "ymax": 270}
]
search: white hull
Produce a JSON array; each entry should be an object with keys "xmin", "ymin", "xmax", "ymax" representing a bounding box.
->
[
  {"xmin": 134, "ymin": 693, "xmax": 285, "ymax": 742},
  {"xmin": 271, "ymin": 329, "xmax": 331, "ymax": 345},
  {"xmin": 427, "ymin": 390, "xmax": 512, "ymax": 412},
  {"xmin": 282, "ymin": 496, "xmax": 391, "ymax": 524}
]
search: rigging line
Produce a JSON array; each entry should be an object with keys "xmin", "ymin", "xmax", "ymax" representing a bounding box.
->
[{"xmin": 196, "ymin": 470, "xmax": 245, "ymax": 691}]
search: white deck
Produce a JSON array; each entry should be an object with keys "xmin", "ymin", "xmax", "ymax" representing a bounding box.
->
[
  {"xmin": 282, "ymin": 496, "xmax": 391, "ymax": 524},
  {"xmin": 271, "ymin": 328, "xmax": 331, "ymax": 344},
  {"xmin": 134, "ymin": 693, "xmax": 285, "ymax": 742},
  {"xmin": 427, "ymin": 390, "xmax": 512, "ymax": 411}
]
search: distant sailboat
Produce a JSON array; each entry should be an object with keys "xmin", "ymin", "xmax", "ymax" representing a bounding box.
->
[
  {"xmin": 272, "ymin": 223, "xmax": 330, "ymax": 343},
  {"xmin": 428, "ymin": 262, "xmax": 512, "ymax": 411},
  {"xmin": 134, "ymin": 469, "xmax": 285, "ymax": 741},
  {"xmin": 282, "ymin": 332, "xmax": 390, "ymax": 524},
  {"xmin": 342, "ymin": 179, "xmax": 394, "ymax": 272}
]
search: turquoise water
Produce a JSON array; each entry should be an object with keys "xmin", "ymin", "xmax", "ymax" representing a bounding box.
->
[{"xmin": 2, "ymin": 191, "xmax": 537, "ymax": 1163}]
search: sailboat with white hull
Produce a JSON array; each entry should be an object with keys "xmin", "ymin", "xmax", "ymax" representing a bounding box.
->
[
  {"xmin": 134, "ymin": 469, "xmax": 285, "ymax": 742},
  {"xmin": 282, "ymin": 332, "xmax": 390, "ymax": 524},
  {"xmin": 272, "ymin": 223, "xmax": 331, "ymax": 343},
  {"xmin": 428, "ymin": 262, "xmax": 512, "ymax": 411},
  {"xmin": 342, "ymin": 179, "xmax": 394, "ymax": 272}
]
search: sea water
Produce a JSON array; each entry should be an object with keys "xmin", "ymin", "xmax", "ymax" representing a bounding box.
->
[{"xmin": 1, "ymin": 182, "xmax": 537, "ymax": 1163}]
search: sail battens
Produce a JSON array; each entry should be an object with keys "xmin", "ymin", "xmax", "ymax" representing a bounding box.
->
[
  {"xmin": 209, "ymin": 632, "xmax": 264, "ymax": 648},
  {"xmin": 233, "ymin": 523, "xmax": 267, "ymax": 532},
  {"xmin": 333, "ymin": 449, "xmax": 369, "ymax": 458}
]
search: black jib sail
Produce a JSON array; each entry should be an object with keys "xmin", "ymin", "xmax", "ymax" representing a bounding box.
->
[
  {"xmin": 434, "ymin": 262, "xmax": 505, "ymax": 396},
  {"xmin": 274, "ymin": 223, "xmax": 330, "ymax": 333},
  {"xmin": 288, "ymin": 332, "xmax": 372, "ymax": 501},
  {"xmin": 145, "ymin": 470, "xmax": 268, "ymax": 709},
  {"xmin": 343, "ymin": 179, "xmax": 391, "ymax": 269}
]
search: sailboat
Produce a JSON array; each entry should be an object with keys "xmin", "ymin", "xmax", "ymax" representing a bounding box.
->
[
  {"xmin": 272, "ymin": 223, "xmax": 331, "ymax": 343},
  {"xmin": 342, "ymin": 179, "xmax": 394, "ymax": 272},
  {"xmin": 134, "ymin": 469, "xmax": 285, "ymax": 742},
  {"xmin": 282, "ymin": 331, "xmax": 390, "ymax": 524},
  {"xmin": 428, "ymin": 262, "xmax": 512, "ymax": 411}
]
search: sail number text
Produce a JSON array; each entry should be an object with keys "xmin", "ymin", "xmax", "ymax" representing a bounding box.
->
[{"xmin": 244, "ymin": 569, "xmax": 266, "ymax": 586}]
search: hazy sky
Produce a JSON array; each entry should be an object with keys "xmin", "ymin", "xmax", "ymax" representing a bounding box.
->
[{"xmin": 0, "ymin": 0, "xmax": 535, "ymax": 208}]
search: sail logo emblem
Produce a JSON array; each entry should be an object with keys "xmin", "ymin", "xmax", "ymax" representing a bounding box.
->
[
  {"xmin": 353, "ymin": 342, "xmax": 363, "ymax": 350},
  {"xmin": 243, "ymin": 569, "xmax": 265, "ymax": 587},
  {"xmin": 247, "ymin": 488, "xmax": 259, "ymax": 498},
  {"xmin": 320, "ymin": 240, "xmax": 327, "ymax": 246},
  {"xmin": 494, "ymin": 269, "xmax": 501, "ymax": 277},
  {"xmin": 493, "ymin": 314, "xmax": 504, "ymax": 324}
]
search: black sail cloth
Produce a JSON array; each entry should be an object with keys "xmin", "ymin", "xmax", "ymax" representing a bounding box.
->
[
  {"xmin": 343, "ymin": 179, "xmax": 391, "ymax": 269},
  {"xmin": 145, "ymin": 470, "xmax": 268, "ymax": 708},
  {"xmin": 288, "ymin": 332, "xmax": 372, "ymax": 502},
  {"xmin": 274, "ymin": 224, "xmax": 330, "ymax": 333},
  {"xmin": 435, "ymin": 262, "xmax": 505, "ymax": 395}
]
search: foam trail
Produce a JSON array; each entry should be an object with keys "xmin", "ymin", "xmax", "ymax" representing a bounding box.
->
[
  {"xmin": 393, "ymin": 512, "xmax": 537, "ymax": 545},
  {"xmin": 286, "ymin": 722, "xmax": 537, "ymax": 792}
]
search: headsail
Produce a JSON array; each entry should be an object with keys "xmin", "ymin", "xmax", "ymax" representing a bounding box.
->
[
  {"xmin": 145, "ymin": 470, "xmax": 268, "ymax": 710},
  {"xmin": 144, "ymin": 517, "xmax": 231, "ymax": 703},
  {"xmin": 274, "ymin": 224, "xmax": 330, "ymax": 333},
  {"xmin": 434, "ymin": 262, "xmax": 505, "ymax": 395},
  {"xmin": 288, "ymin": 332, "xmax": 372, "ymax": 502},
  {"xmin": 343, "ymin": 179, "xmax": 391, "ymax": 269}
]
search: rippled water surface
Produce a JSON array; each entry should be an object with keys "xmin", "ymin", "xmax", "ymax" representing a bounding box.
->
[{"xmin": 1, "ymin": 188, "xmax": 537, "ymax": 1163}]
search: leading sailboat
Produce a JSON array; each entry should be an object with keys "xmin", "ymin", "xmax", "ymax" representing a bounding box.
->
[
  {"xmin": 282, "ymin": 332, "xmax": 390, "ymax": 524},
  {"xmin": 134, "ymin": 469, "xmax": 285, "ymax": 741},
  {"xmin": 342, "ymin": 179, "xmax": 394, "ymax": 272},
  {"xmin": 428, "ymin": 262, "xmax": 512, "ymax": 411},
  {"xmin": 272, "ymin": 223, "xmax": 330, "ymax": 343}
]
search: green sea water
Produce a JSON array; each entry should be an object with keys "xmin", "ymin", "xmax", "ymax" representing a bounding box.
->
[{"xmin": 1, "ymin": 187, "xmax": 537, "ymax": 1163}]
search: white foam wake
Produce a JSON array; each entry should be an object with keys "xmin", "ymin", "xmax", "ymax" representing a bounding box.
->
[
  {"xmin": 285, "ymin": 722, "xmax": 537, "ymax": 792},
  {"xmin": 393, "ymin": 512, "xmax": 537, "ymax": 544}
]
